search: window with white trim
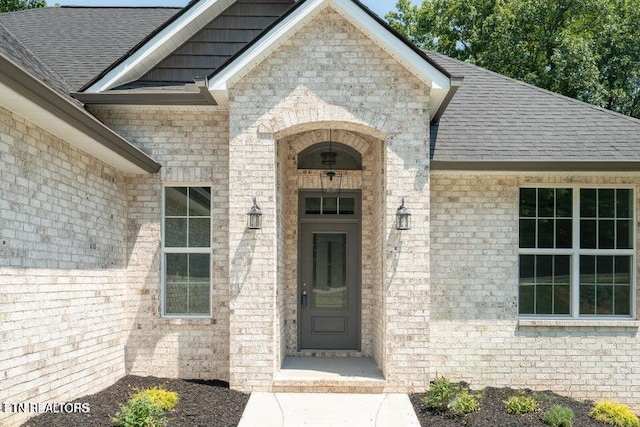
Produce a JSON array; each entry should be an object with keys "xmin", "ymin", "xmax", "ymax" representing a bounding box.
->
[
  {"xmin": 162, "ymin": 186, "xmax": 212, "ymax": 316},
  {"xmin": 518, "ymin": 187, "xmax": 634, "ymax": 318}
]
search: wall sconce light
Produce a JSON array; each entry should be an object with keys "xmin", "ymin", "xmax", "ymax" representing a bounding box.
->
[
  {"xmin": 247, "ymin": 197, "xmax": 262, "ymax": 229},
  {"xmin": 396, "ymin": 198, "xmax": 411, "ymax": 230}
]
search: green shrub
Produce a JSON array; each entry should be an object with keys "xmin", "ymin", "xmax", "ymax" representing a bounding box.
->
[
  {"xmin": 112, "ymin": 395, "xmax": 168, "ymax": 427},
  {"xmin": 544, "ymin": 405, "xmax": 575, "ymax": 427},
  {"xmin": 448, "ymin": 389, "xmax": 479, "ymax": 415},
  {"xmin": 131, "ymin": 387, "xmax": 178, "ymax": 411},
  {"xmin": 504, "ymin": 391, "xmax": 539, "ymax": 415},
  {"xmin": 590, "ymin": 401, "xmax": 640, "ymax": 427},
  {"xmin": 112, "ymin": 387, "xmax": 178, "ymax": 427},
  {"xmin": 422, "ymin": 377, "xmax": 460, "ymax": 412}
]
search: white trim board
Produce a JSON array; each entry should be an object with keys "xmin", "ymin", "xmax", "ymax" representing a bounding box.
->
[
  {"xmin": 85, "ymin": 0, "xmax": 236, "ymax": 93},
  {"xmin": 84, "ymin": 0, "xmax": 453, "ymax": 118},
  {"xmin": 208, "ymin": 0, "xmax": 452, "ymax": 117},
  {"xmin": 0, "ymin": 81, "xmax": 150, "ymax": 174},
  {"xmin": 209, "ymin": 0, "xmax": 328, "ymax": 100}
]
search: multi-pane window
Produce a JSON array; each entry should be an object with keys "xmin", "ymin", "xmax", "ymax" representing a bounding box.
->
[
  {"xmin": 579, "ymin": 189, "xmax": 634, "ymax": 316},
  {"xmin": 519, "ymin": 254, "xmax": 571, "ymax": 316},
  {"xmin": 162, "ymin": 186, "xmax": 211, "ymax": 316},
  {"xmin": 519, "ymin": 187, "xmax": 634, "ymax": 318}
]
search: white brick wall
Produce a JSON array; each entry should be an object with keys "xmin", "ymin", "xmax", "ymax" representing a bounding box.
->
[
  {"xmin": 431, "ymin": 172, "xmax": 640, "ymax": 411},
  {"xmin": 0, "ymin": 107, "xmax": 128, "ymax": 427},
  {"xmin": 4, "ymin": 2, "xmax": 639, "ymax": 416},
  {"xmin": 228, "ymin": 7, "xmax": 431, "ymax": 391},
  {"xmin": 91, "ymin": 106, "xmax": 231, "ymax": 381},
  {"xmin": 4, "ymin": 10, "xmax": 638, "ymax": 412}
]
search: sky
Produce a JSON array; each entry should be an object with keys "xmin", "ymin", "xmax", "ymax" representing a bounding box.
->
[{"xmin": 45, "ymin": 0, "xmax": 421, "ymax": 20}]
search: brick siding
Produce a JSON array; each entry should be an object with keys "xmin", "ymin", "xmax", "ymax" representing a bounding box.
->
[
  {"xmin": 0, "ymin": 107, "xmax": 128, "ymax": 427},
  {"xmin": 431, "ymin": 172, "xmax": 640, "ymax": 411}
]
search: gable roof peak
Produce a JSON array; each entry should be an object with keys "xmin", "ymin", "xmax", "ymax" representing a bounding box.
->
[{"xmin": 205, "ymin": 0, "xmax": 454, "ymax": 115}]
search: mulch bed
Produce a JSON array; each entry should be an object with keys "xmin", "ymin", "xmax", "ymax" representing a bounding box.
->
[
  {"xmin": 22, "ymin": 376, "xmax": 249, "ymax": 427},
  {"xmin": 411, "ymin": 385, "xmax": 609, "ymax": 427}
]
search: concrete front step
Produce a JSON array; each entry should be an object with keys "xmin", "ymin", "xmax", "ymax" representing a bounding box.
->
[
  {"xmin": 273, "ymin": 356, "xmax": 385, "ymax": 393},
  {"xmin": 272, "ymin": 379, "xmax": 386, "ymax": 393}
]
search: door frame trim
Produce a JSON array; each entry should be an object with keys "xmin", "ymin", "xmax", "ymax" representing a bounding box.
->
[{"xmin": 297, "ymin": 190, "xmax": 362, "ymax": 351}]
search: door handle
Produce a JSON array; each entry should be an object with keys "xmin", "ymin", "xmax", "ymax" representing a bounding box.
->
[{"xmin": 301, "ymin": 290, "xmax": 308, "ymax": 306}]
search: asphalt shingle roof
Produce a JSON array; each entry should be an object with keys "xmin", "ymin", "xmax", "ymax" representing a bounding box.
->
[
  {"xmin": 1, "ymin": 5, "xmax": 640, "ymax": 164},
  {"xmin": 0, "ymin": 22, "xmax": 73, "ymax": 98},
  {"xmin": 426, "ymin": 51, "xmax": 640, "ymax": 162},
  {"xmin": 0, "ymin": 6, "xmax": 179, "ymax": 91}
]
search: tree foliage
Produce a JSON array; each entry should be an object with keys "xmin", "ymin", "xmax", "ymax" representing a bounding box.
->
[
  {"xmin": 387, "ymin": 0, "xmax": 640, "ymax": 118},
  {"xmin": 0, "ymin": 0, "xmax": 45, "ymax": 13}
]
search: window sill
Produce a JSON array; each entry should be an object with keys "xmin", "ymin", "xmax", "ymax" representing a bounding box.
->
[
  {"xmin": 158, "ymin": 317, "xmax": 214, "ymax": 325},
  {"xmin": 518, "ymin": 319, "xmax": 640, "ymax": 328}
]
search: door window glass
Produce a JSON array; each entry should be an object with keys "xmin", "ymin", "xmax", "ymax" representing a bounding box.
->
[{"xmin": 312, "ymin": 233, "xmax": 347, "ymax": 309}]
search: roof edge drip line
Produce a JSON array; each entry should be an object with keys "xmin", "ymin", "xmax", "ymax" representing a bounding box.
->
[
  {"xmin": 71, "ymin": 89, "xmax": 217, "ymax": 106},
  {"xmin": 0, "ymin": 54, "xmax": 161, "ymax": 174},
  {"xmin": 430, "ymin": 160, "xmax": 640, "ymax": 172}
]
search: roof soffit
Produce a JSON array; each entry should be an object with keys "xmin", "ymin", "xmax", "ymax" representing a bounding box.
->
[{"xmin": 0, "ymin": 54, "xmax": 160, "ymax": 174}]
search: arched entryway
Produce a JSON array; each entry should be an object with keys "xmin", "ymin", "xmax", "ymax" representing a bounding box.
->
[{"xmin": 274, "ymin": 125, "xmax": 386, "ymax": 366}]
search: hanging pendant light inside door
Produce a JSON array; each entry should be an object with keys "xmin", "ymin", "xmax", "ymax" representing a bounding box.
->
[{"xmin": 320, "ymin": 129, "xmax": 342, "ymax": 196}]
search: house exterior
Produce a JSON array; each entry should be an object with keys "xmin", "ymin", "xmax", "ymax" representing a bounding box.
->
[{"xmin": 1, "ymin": 0, "xmax": 640, "ymax": 425}]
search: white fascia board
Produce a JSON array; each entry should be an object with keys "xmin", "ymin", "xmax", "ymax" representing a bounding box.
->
[
  {"xmin": 208, "ymin": 0, "xmax": 328, "ymax": 94},
  {"xmin": 330, "ymin": 0, "xmax": 450, "ymax": 90},
  {"xmin": 429, "ymin": 88, "xmax": 448, "ymax": 118},
  {"xmin": 0, "ymin": 82, "xmax": 149, "ymax": 174},
  {"xmin": 208, "ymin": 0, "xmax": 451, "ymax": 113},
  {"xmin": 85, "ymin": 0, "xmax": 235, "ymax": 93}
]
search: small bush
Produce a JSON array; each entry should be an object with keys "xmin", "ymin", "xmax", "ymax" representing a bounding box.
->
[
  {"xmin": 590, "ymin": 401, "xmax": 640, "ymax": 427},
  {"xmin": 112, "ymin": 395, "xmax": 167, "ymax": 427},
  {"xmin": 504, "ymin": 391, "xmax": 539, "ymax": 415},
  {"xmin": 544, "ymin": 405, "xmax": 575, "ymax": 427},
  {"xmin": 448, "ymin": 389, "xmax": 479, "ymax": 415},
  {"xmin": 423, "ymin": 377, "xmax": 460, "ymax": 412},
  {"xmin": 113, "ymin": 387, "xmax": 178, "ymax": 427},
  {"xmin": 132, "ymin": 387, "xmax": 178, "ymax": 411}
]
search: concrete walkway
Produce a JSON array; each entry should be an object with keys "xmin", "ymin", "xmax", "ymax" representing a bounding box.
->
[{"xmin": 237, "ymin": 392, "xmax": 420, "ymax": 427}]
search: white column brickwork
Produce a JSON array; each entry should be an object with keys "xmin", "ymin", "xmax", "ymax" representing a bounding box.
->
[{"xmin": 228, "ymin": 7, "xmax": 431, "ymax": 391}]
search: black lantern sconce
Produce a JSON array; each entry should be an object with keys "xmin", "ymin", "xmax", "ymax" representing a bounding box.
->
[
  {"xmin": 320, "ymin": 130, "xmax": 342, "ymax": 196},
  {"xmin": 396, "ymin": 198, "xmax": 411, "ymax": 230},
  {"xmin": 247, "ymin": 197, "xmax": 262, "ymax": 229}
]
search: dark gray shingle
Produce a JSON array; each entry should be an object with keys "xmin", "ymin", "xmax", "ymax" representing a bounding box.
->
[
  {"xmin": 427, "ymin": 51, "xmax": 640, "ymax": 162},
  {"xmin": 139, "ymin": 0, "xmax": 295, "ymax": 82},
  {"xmin": 0, "ymin": 23, "xmax": 76, "ymax": 102},
  {"xmin": 0, "ymin": 6, "xmax": 179, "ymax": 91},
  {"xmin": 2, "ymin": 5, "xmax": 640, "ymax": 164}
]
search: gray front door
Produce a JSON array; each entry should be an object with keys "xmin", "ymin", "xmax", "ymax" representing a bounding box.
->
[{"xmin": 298, "ymin": 193, "xmax": 361, "ymax": 350}]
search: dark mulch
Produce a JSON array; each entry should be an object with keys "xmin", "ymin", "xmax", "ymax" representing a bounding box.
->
[
  {"xmin": 411, "ymin": 385, "xmax": 610, "ymax": 427},
  {"xmin": 22, "ymin": 376, "xmax": 249, "ymax": 427}
]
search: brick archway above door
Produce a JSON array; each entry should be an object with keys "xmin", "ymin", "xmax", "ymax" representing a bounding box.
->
[{"xmin": 258, "ymin": 105, "xmax": 397, "ymax": 140}]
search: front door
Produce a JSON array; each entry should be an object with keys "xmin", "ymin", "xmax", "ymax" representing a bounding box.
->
[{"xmin": 298, "ymin": 193, "xmax": 361, "ymax": 350}]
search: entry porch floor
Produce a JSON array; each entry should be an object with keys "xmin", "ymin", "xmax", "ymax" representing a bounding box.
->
[{"xmin": 273, "ymin": 357, "xmax": 385, "ymax": 393}]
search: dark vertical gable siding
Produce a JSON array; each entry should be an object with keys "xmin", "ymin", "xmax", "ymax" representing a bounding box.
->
[{"xmin": 139, "ymin": 0, "xmax": 294, "ymax": 82}]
